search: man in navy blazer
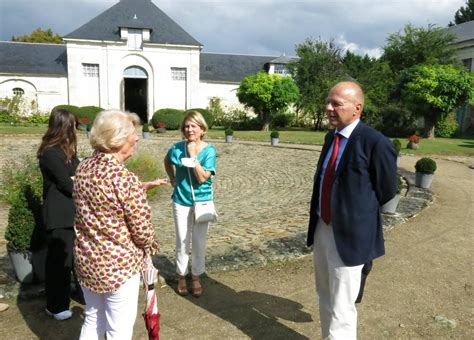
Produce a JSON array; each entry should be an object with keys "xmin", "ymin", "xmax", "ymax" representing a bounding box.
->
[{"xmin": 307, "ymin": 81, "xmax": 397, "ymax": 339}]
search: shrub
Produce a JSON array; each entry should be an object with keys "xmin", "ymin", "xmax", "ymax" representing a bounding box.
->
[
  {"xmin": 3, "ymin": 156, "xmax": 43, "ymax": 251},
  {"xmin": 142, "ymin": 123, "xmax": 150, "ymax": 132},
  {"xmin": 125, "ymin": 152, "xmax": 165, "ymax": 200},
  {"xmin": 5, "ymin": 194, "xmax": 35, "ymax": 251},
  {"xmin": 415, "ymin": 157, "xmax": 437, "ymax": 174},
  {"xmin": 376, "ymin": 103, "xmax": 417, "ymax": 137},
  {"xmin": 435, "ymin": 112, "xmax": 458, "ymax": 138},
  {"xmin": 0, "ymin": 110, "xmax": 13, "ymax": 123},
  {"xmin": 392, "ymin": 139, "xmax": 402, "ymax": 155},
  {"xmin": 27, "ymin": 113, "xmax": 49, "ymax": 125},
  {"xmin": 1, "ymin": 155, "xmax": 43, "ymax": 205},
  {"xmin": 51, "ymin": 105, "xmax": 80, "ymax": 115},
  {"xmin": 151, "ymin": 108, "xmax": 184, "ymax": 130},
  {"xmin": 270, "ymin": 130, "xmax": 279, "ymax": 139},
  {"xmin": 207, "ymin": 97, "xmax": 225, "ymax": 126},
  {"xmin": 271, "ymin": 112, "xmax": 294, "ymax": 128},
  {"xmin": 76, "ymin": 106, "xmax": 103, "ymax": 130},
  {"xmin": 232, "ymin": 116, "xmax": 262, "ymax": 130},
  {"xmin": 225, "ymin": 128, "xmax": 234, "ymax": 136},
  {"xmin": 185, "ymin": 108, "xmax": 215, "ymax": 128},
  {"xmin": 397, "ymin": 175, "xmax": 403, "ymax": 194}
]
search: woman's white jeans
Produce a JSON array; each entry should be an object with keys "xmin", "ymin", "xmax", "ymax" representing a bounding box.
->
[
  {"xmin": 79, "ymin": 273, "xmax": 140, "ymax": 340},
  {"xmin": 173, "ymin": 202, "xmax": 209, "ymax": 276}
]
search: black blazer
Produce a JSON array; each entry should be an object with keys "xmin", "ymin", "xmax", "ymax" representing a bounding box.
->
[
  {"xmin": 307, "ymin": 122, "xmax": 397, "ymax": 266},
  {"xmin": 39, "ymin": 145, "xmax": 79, "ymax": 230}
]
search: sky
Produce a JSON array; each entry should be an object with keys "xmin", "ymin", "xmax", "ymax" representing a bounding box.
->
[{"xmin": 0, "ymin": 0, "xmax": 467, "ymax": 58}]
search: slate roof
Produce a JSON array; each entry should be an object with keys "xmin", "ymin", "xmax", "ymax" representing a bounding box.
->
[
  {"xmin": 64, "ymin": 0, "xmax": 201, "ymax": 46},
  {"xmin": 200, "ymin": 53, "xmax": 276, "ymax": 83},
  {"xmin": 0, "ymin": 42, "xmax": 67, "ymax": 75},
  {"xmin": 446, "ymin": 20, "xmax": 474, "ymax": 43}
]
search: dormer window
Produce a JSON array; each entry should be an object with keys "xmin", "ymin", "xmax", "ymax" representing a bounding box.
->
[
  {"xmin": 128, "ymin": 29, "xmax": 143, "ymax": 50},
  {"xmin": 274, "ymin": 64, "xmax": 289, "ymax": 75}
]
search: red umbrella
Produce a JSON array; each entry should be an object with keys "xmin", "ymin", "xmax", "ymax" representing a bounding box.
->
[{"xmin": 142, "ymin": 258, "xmax": 160, "ymax": 340}]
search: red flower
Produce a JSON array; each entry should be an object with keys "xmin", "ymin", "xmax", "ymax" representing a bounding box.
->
[
  {"xmin": 80, "ymin": 117, "xmax": 89, "ymax": 123},
  {"xmin": 407, "ymin": 134, "xmax": 421, "ymax": 143},
  {"xmin": 155, "ymin": 121, "xmax": 166, "ymax": 128}
]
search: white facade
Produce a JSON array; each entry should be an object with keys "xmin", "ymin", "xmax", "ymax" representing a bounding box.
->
[{"xmin": 0, "ymin": 74, "xmax": 68, "ymax": 114}]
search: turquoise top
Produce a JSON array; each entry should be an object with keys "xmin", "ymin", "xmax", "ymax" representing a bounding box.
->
[{"xmin": 167, "ymin": 141, "xmax": 217, "ymax": 206}]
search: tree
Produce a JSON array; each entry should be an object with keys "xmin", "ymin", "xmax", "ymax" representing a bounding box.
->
[
  {"xmin": 399, "ymin": 64, "xmax": 474, "ymax": 138},
  {"xmin": 343, "ymin": 51, "xmax": 395, "ymax": 127},
  {"xmin": 450, "ymin": 0, "xmax": 474, "ymax": 25},
  {"xmin": 288, "ymin": 38, "xmax": 344, "ymax": 130},
  {"xmin": 382, "ymin": 24, "xmax": 457, "ymax": 74},
  {"xmin": 237, "ymin": 71, "xmax": 299, "ymax": 131},
  {"xmin": 12, "ymin": 28, "xmax": 63, "ymax": 44}
]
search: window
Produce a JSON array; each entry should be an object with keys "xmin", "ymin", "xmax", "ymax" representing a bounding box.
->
[
  {"xmin": 83, "ymin": 63, "xmax": 99, "ymax": 77},
  {"xmin": 274, "ymin": 64, "xmax": 289, "ymax": 75},
  {"xmin": 128, "ymin": 29, "xmax": 143, "ymax": 50},
  {"xmin": 462, "ymin": 58, "xmax": 472, "ymax": 72},
  {"xmin": 171, "ymin": 67, "xmax": 187, "ymax": 81},
  {"xmin": 12, "ymin": 88, "xmax": 24, "ymax": 96}
]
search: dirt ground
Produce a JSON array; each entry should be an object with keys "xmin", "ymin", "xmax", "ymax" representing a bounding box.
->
[{"xmin": 0, "ymin": 156, "xmax": 473, "ymax": 339}]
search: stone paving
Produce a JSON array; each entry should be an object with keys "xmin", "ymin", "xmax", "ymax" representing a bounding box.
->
[{"xmin": 0, "ymin": 133, "xmax": 438, "ymax": 298}]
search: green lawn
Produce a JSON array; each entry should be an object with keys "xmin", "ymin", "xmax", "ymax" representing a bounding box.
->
[{"xmin": 1, "ymin": 124, "xmax": 473, "ymax": 156}]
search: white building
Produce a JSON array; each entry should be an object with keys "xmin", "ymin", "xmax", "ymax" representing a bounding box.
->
[{"xmin": 0, "ymin": 0, "xmax": 292, "ymax": 122}]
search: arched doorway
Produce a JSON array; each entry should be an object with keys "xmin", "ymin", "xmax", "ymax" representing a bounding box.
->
[{"xmin": 123, "ymin": 66, "xmax": 148, "ymax": 123}]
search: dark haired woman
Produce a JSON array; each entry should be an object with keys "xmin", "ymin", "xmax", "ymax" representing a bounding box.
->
[{"xmin": 38, "ymin": 108, "xmax": 79, "ymax": 321}]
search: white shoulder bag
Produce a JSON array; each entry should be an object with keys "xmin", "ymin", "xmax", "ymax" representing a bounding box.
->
[{"xmin": 185, "ymin": 147, "xmax": 218, "ymax": 224}]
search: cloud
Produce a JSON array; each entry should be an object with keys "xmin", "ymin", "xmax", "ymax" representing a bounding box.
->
[{"xmin": 0, "ymin": 0, "xmax": 466, "ymax": 57}]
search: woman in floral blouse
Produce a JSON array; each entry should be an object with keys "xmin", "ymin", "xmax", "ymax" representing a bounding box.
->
[{"xmin": 73, "ymin": 110, "xmax": 165, "ymax": 339}]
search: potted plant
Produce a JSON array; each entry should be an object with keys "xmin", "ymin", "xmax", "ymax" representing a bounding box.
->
[
  {"xmin": 225, "ymin": 128, "xmax": 234, "ymax": 143},
  {"xmin": 155, "ymin": 121, "xmax": 167, "ymax": 133},
  {"xmin": 3, "ymin": 157, "xmax": 46, "ymax": 283},
  {"xmin": 381, "ymin": 175, "xmax": 403, "ymax": 214},
  {"xmin": 77, "ymin": 117, "xmax": 88, "ymax": 131},
  {"xmin": 392, "ymin": 139, "xmax": 402, "ymax": 166},
  {"xmin": 270, "ymin": 130, "xmax": 279, "ymax": 146},
  {"xmin": 407, "ymin": 134, "xmax": 421, "ymax": 150},
  {"xmin": 142, "ymin": 123, "xmax": 150, "ymax": 139},
  {"xmin": 5, "ymin": 194, "xmax": 36, "ymax": 283},
  {"xmin": 415, "ymin": 157, "xmax": 437, "ymax": 189}
]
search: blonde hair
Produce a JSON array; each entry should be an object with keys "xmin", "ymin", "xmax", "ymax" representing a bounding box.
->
[
  {"xmin": 89, "ymin": 110, "xmax": 140, "ymax": 152},
  {"xmin": 180, "ymin": 111, "xmax": 208, "ymax": 139}
]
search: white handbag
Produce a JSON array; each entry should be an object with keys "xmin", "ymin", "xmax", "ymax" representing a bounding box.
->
[{"xmin": 185, "ymin": 148, "xmax": 218, "ymax": 224}]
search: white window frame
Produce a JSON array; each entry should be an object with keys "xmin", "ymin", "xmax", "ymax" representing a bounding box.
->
[
  {"xmin": 171, "ymin": 67, "xmax": 187, "ymax": 81},
  {"xmin": 82, "ymin": 63, "xmax": 99, "ymax": 77},
  {"xmin": 128, "ymin": 29, "xmax": 143, "ymax": 50}
]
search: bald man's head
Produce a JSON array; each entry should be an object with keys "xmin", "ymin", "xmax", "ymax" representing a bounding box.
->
[{"xmin": 325, "ymin": 81, "xmax": 365, "ymax": 130}]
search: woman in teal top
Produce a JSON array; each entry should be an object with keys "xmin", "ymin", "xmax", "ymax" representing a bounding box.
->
[{"xmin": 164, "ymin": 111, "xmax": 217, "ymax": 298}]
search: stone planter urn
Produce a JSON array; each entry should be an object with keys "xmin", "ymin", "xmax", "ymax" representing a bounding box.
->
[
  {"xmin": 8, "ymin": 248, "xmax": 34, "ymax": 283},
  {"xmin": 225, "ymin": 135, "xmax": 233, "ymax": 143},
  {"xmin": 415, "ymin": 172, "xmax": 434, "ymax": 189},
  {"xmin": 396, "ymin": 155, "xmax": 401, "ymax": 167},
  {"xmin": 407, "ymin": 142, "xmax": 419, "ymax": 150},
  {"xmin": 142, "ymin": 131, "xmax": 150, "ymax": 139},
  {"xmin": 381, "ymin": 194, "xmax": 401, "ymax": 214},
  {"xmin": 271, "ymin": 138, "xmax": 279, "ymax": 146}
]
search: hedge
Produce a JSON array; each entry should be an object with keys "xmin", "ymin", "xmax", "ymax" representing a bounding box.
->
[
  {"xmin": 151, "ymin": 108, "xmax": 184, "ymax": 130},
  {"xmin": 184, "ymin": 108, "xmax": 215, "ymax": 128}
]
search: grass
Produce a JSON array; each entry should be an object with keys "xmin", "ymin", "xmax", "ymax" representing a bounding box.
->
[
  {"xmin": 1, "ymin": 124, "xmax": 473, "ymax": 156},
  {"xmin": 0, "ymin": 124, "xmax": 48, "ymax": 135}
]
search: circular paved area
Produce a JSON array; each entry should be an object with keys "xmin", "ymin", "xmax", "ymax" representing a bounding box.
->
[{"xmin": 0, "ymin": 134, "xmax": 441, "ymax": 281}]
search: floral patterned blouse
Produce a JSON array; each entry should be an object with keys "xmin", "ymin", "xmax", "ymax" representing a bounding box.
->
[{"xmin": 73, "ymin": 151, "xmax": 159, "ymax": 293}]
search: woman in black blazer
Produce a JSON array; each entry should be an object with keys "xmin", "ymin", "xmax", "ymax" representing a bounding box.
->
[{"xmin": 38, "ymin": 108, "xmax": 79, "ymax": 321}]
